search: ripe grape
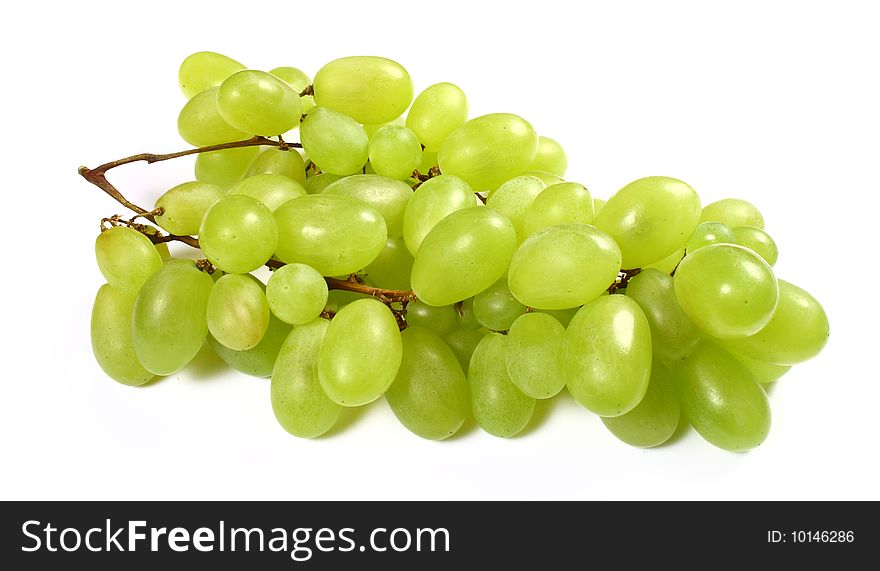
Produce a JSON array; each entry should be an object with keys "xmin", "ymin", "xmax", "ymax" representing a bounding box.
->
[
  {"xmin": 313, "ymin": 56, "xmax": 413, "ymax": 125},
  {"xmin": 155, "ymin": 181, "xmax": 224, "ymax": 235},
  {"xmin": 300, "ymin": 108, "xmax": 369, "ymax": 176},
  {"xmin": 199, "ymin": 195, "xmax": 278, "ymax": 274},
  {"xmin": 211, "ymin": 313, "xmax": 291, "ymax": 377},
  {"xmin": 686, "ymin": 221, "xmax": 736, "ymax": 253},
  {"xmin": 402, "ymin": 174, "xmax": 475, "ymax": 256},
  {"xmin": 217, "ymin": 70, "xmax": 302, "ymax": 136},
  {"xmin": 178, "ymin": 51, "xmax": 245, "ymax": 99},
  {"xmin": 601, "ymin": 359, "xmax": 680, "ymax": 448},
  {"xmin": 177, "ymin": 87, "xmax": 247, "ymax": 146},
  {"xmin": 266, "ymin": 263, "xmax": 328, "ymax": 325},
  {"xmin": 368, "ymin": 125, "xmax": 422, "ymax": 180},
  {"xmin": 405, "ymin": 82, "xmax": 468, "ymax": 152},
  {"xmin": 505, "ymin": 313, "xmax": 566, "ymax": 399},
  {"xmin": 732, "ymin": 226, "xmax": 778, "ymax": 266},
  {"xmin": 527, "ymin": 136, "xmax": 568, "ymax": 177},
  {"xmin": 95, "ymin": 226, "xmax": 163, "ymax": 295},
  {"xmin": 195, "ymin": 147, "xmax": 260, "ymax": 189},
  {"xmin": 247, "ymin": 148, "xmax": 307, "ymax": 184},
  {"xmin": 522, "ymin": 181, "xmax": 594, "ymax": 237},
  {"xmin": 91, "ymin": 285, "xmax": 153, "ymax": 386},
  {"xmin": 206, "ymin": 274, "xmax": 270, "ymax": 351},
  {"xmin": 470, "ymin": 333, "xmax": 535, "ymax": 437},
  {"xmin": 700, "ymin": 198, "xmax": 764, "ymax": 228},
  {"xmin": 227, "ymin": 174, "xmax": 307, "ymax": 212},
  {"xmin": 323, "ymin": 174, "xmax": 413, "ymax": 238}
]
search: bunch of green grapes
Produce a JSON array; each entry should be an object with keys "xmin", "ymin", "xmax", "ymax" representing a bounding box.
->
[{"xmin": 89, "ymin": 52, "xmax": 828, "ymax": 450}]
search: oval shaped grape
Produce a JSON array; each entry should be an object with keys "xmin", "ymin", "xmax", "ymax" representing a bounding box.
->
[
  {"xmin": 469, "ymin": 333, "xmax": 535, "ymax": 437},
  {"xmin": 527, "ymin": 136, "xmax": 567, "ymax": 177},
  {"xmin": 318, "ymin": 299, "xmax": 403, "ymax": 406},
  {"xmin": 403, "ymin": 174, "xmax": 475, "ymax": 255},
  {"xmin": 732, "ymin": 226, "xmax": 778, "ymax": 266},
  {"xmin": 199, "ymin": 195, "xmax": 278, "ymax": 274},
  {"xmin": 563, "ymin": 295, "xmax": 652, "ymax": 417},
  {"xmin": 601, "ymin": 360, "xmax": 680, "ymax": 448},
  {"xmin": 177, "ymin": 87, "xmax": 248, "ymax": 146},
  {"xmin": 368, "ymin": 125, "xmax": 422, "ymax": 180},
  {"xmin": 505, "ymin": 313, "xmax": 565, "ymax": 399},
  {"xmin": 625, "ymin": 268, "xmax": 700, "ymax": 362},
  {"xmin": 700, "ymin": 198, "xmax": 764, "ymax": 229},
  {"xmin": 217, "ymin": 70, "xmax": 302, "ymax": 136},
  {"xmin": 211, "ymin": 313, "xmax": 291, "ymax": 377},
  {"xmin": 405, "ymin": 82, "xmax": 468, "ymax": 151},
  {"xmin": 228, "ymin": 174, "xmax": 307, "ymax": 212},
  {"xmin": 522, "ymin": 181, "xmax": 593, "ymax": 237},
  {"xmin": 91, "ymin": 285, "xmax": 153, "ymax": 386},
  {"xmin": 314, "ymin": 56, "xmax": 413, "ymax": 125},
  {"xmin": 266, "ymin": 263, "xmax": 328, "ymax": 325},
  {"xmin": 155, "ymin": 181, "xmax": 224, "ymax": 235},
  {"xmin": 206, "ymin": 274, "xmax": 269, "ymax": 351},
  {"xmin": 472, "ymin": 276, "xmax": 526, "ymax": 331},
  {"xmin": 247, "ymin": 148, "xmax": 307, "ymax": 184},
  {"xmin": 324, "ymin": 174, "xmax": 412, "ymax": 238},
  {"xmin": 178, "ymin": 51, "xmax": 245, "ymax": 99},
  {"xmin": 364, "ymin": 237, "xmax": 414, "ymax": 291},
  {"xmin": 95, "ymin": 226, "xmax": 163, "ymax": 295},
  {"xmin": 486, "ymin": 175, "xmax": 545, "ymax": 241},
  {"xmin": 300, "ymin": 107, "xmax": 369, "ymax": 176},
  {"xmin": 195, "ymin": 146, "xmax": 261, "ymax": 189}
]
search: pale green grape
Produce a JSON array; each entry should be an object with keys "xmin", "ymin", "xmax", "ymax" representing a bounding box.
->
[
  {"xmin": 228, "ymin": 174, "xmax": 307, "ymax": 212},
  {"xmin": 206, "ymin": 274, "xmax": 270, "ymax": 351},
  {"xmin": 405, "ymin": 82, "xmax": 468, "ymax": 151},
  {"xmin": 671, "ymin": 340, "xmax": 770, "ymax": 451},
  {"xmin": 700, "ymin": 198, "xmax": 764, "ymax": 229},
  {"xmin": 733, "ymin": 226, "xmax": 778, "ymax": 266},
  {"xmin": 626, "ymin": 268, "xmax": 700, "ymax": 362},
  {"xmin": 300, "ymin": 108, "xmax": 369, "ymax": 175},
  {"xmin": 472, "ymin": 276, "xmax": 526, "ymax": 331},
  {"xmin": 469, "ymin": 333, "xmax": 535, "ymax": 437},
  {"xmin": 368, "ymin": 125, "xmax": 422, "ymax": 180},
  {"xmin": 486, "ymin": 175, "xmax": 546, "ymax": 241},
  {"xmin": 535, "ymin": 307, "xmax": 579, "ymax": 327},
  {"xmin": 734, "ymin": 353, "xmax": 791, "ymax": 384},
  {"xmin": 439, "ymin": 113, "xmax": 539, "ymax": 191},
  {"xmin": 364, "ymin": 238, "xmax": 413, "ymax": 290},
  {"xmin": 593, "ymin": 176, "xmax": 701, "ymax": 268},
  {"xmin": 178, "ymin": 87, "xmax": 248, "ymax": 146},
  {"xmin": 386, "ymin": 327, "xmax": 469, "ymax": 440},
  {"xmin": 411, "ymin": 207, "xmax": 516, "ymax": 306},
  {"xmin": 523, "ymin": 171, "xmax": 564, "ymax": 186},
  {"xmin": 247, "ymin": 148, "xmax": 307, "ymax": 185},
  {"xmin": 455, "ymin": 298, "xmax": 481, "ymax": 330},
  {"xmin": 313, "ymin": 56, "xmax": 413, "ymax": 124},
  {"xmin": 178, "ymin": 51, "xmax": 245, "ymax": 99},
  {"xmin": 686, "ymin": 221, "xmax": 735, "ymax": 253},
  {"xmin": 593, "ymin": 197, "xmax": 606, "ymax": 214},
  {"xmin": 674, "ymin": 244, "xmax": 778, "ymax": 339},
  {"xmin": 304, "ymin": 172, "xmax": 341, "ymax": 194},
  {"xmin": 318, "ymin": 299, "xmax": 403, "ymax": 406},
  {"xmin": 269, "ymin": 66, "xmax": 315, "ymax": 112},
  {"xmin": 95, "ymin": 226, "xmax": 163, "ymax": 295},
  {"xmin": 601, "ymin": 359, "xmax": 680, "ymax": 448},
  {"xmin": 443, "ymin": 328, "xmax": 485, "ymax": 373},
  {"xmin": 522, "ymin": 182, "xmax": 594, "ymax": 237},
  {"xmin": 363, "ymin": 116, "xmax": 405, "ymax": 139},
  {"xmin": 266, "ymin": 263, "xmax": 328, "ymax": 325},
  {"xmin": 564, "ymin": 295, "xmax": 652, "ymax": 417},
  {"xmin": 132, "ymin": 259, "xmax": 213, "ymax": 375},
  {"xmin": 210, "ymin": 313, "xmax": 291, "ymax": 377},
  {"xmin": 403, "ymin": 174, "xmax": 475, "ymax": 255},
  {"xmin": 721, "ymin": 280, "xmax": 828, "ymax": 364},
  {"xmin": 217, "ymin": 70, "xmax": 301, "ymax": 136},
  {"xmin": 274, "ymin": 194, "xmax": 387, "ymax": 275},
  {"xmin": 154, "ymin": 242, "xmax": 171, "ymax": 260},
  {"xmin": 199, "ymin": 195, "xmax": 278, "ymax": 274},
  {"xmin": 154, "ymin": 181, "xmax": 224, "ymax": 235},
  {"xmin": 272, "ymin": 318, "xmax": 341, "ymax": 437},
  {"xmin": 508, "ymin": 224, "xmax": 621, "ymax": 309},
  {"xmin": 323, "ymin": 174, "xmax": 412, "ymax": 238},
  {"xmin": 645, "ymin": 246, "xmax": 684, "ymax": 274},
  {"xmin": 505, "ymin": 313, "xmax": 565, "ymax": 398},
  {"xmin": 91, "ymin": 285, "xmax": 153, "ymax": 386},
  {"xmin": 405, "ymin": 300, "xmax": 459, "ymax": 336},
  {"xmin": 195, "ymin": 146, "xmax": 260, "ymax": 189},
  {"xmin": 527, "ymin": 136, "xmax": 567, "ymax": 177}
]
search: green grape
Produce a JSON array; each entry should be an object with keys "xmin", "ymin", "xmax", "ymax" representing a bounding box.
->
[
  {"xmin": 154, "ymin": 242, "xmax": 171, "ymax": 260},
  {"xmin": 535, "ymin": 307, "xmax": 579, "ymax": 327},
  {"xmin": 439, "ymin": 113, "xmax": 539, "ymax": 191},
  {"xmin": 178, "ymin": 51, "xmax": 245, "ymax": 99},
  {"xmin": 645, "ymin": 246, "xmax": 684, "ymax": 274},
  {"xmin": 523, "ymin": 171, "xmax": 564, "ymax": 186},
  {"xmin": 323, "ymin": 174, "xmax": 412, "ymax": 238},
  {"xmin": 364, "ymin": 237, "xmax": 413, "ymax": 290},
  {"xmin": 505, "ymin": 312, "xmax": 565, "ymax": 399},
  {"xmin": 403, "ymin": 174, "xmax": 475, "ymax": 255},
  {"xmin": 671, "ymin": 340, "xmax": 770, "ymax": 451},
  {"xmin": 318, "ymin": 299, "xmax": 403, "ymax": 406},
  {"xmin": 469, "ymin": 333, "xmax": 535, "ymax": 437},
  {"xmin": 508, "ymin": 224, "xmax": 621, "ymax": 310},
  {"xmin": 443, "ymin": 328, "xmax": 485, "ymax": 373},
  {"xmin": 247, "ymin": 148, "xmax": 307, "ymax": 185},
  {"xmin": 721, "ymin": 280, "xmax": 828, "ymax": 365},
  {"xmin": 217, "ymin": 70, "xmax": 301, "ymax": 136},
  {"xmin": 228, "ymin": 174, "xmax": 307, "ymax": 212},
  {"xmin": 363, "ymin": 116, "xmax": 405, "ymax": 139},
  {"xmin": 626, "ymin": 268, "xmax": 700, "ymax": 362},
  {"xmin": 368, "ymin": 125, "xmax": 423, "ymax": 180},
  {"xmin": 601, "ymin": 359, "xmax": 680, "ymax": 448},
  {"xmin": 733, "ymin": 226, "xmax": 778, "ymax": 266},
  {"xmin": 154, "ymin": 181, "xmax": 224, "ymax": 235},
  {"xmin": 405, "ymin": 300, "xmax": 459, "ymax": 336},
  {"xmin": 95, "ymin": 226, "xmax": 163, "ymax": 295},
  {"xmin": 527, "ymin": 136, "xmax": 567, "ymax": 177},
  {"xmin": 199, "ymin": 195, "xmax": 278, "ymax": 274},
  {"xmin": 386, "ymin": 327, "xmax": 469, "ymax": 440},
  {"xmin": 686, "ymin": 221, "xmax": 736, "ymax": 253},
  {"xmin": 132, "ymin": 259, "xmax": 213, "ymax": 375},
  {"xmin": 455, "ymin": 298, "xmax": 481, "ymax": 330},
  {"xmin": 206, "ymin": 274, "xmax": 270, "ymax": 351},
  {"xmin": 593, "ymin": 176, "xmax": 701, "ymax": 268},
  {"xmin": 274, "ymin": 194, "xmax": 387, "ymax": 275},
  {"xmin": 405, "ymin": 82, "xmax": 468, "ymax": 151},
  {"xmin": 304, "ymin": 172, "xmax": 342, "ymax": 194},
  {"xmin": 91, "ymin": 285, "xmax": 153, "ymax": 386},
  {"xmin": 272, "ymin": 318, "xmax": 342, "ymax": 438},
  {"xmin": 300, "ymin": 108, "xmax": 369, "ymax": 175},
  {"xmin": 323, "ymin": 288, "xmax": 371, "ymax": 312},
  {"xmin": 563, "ymin": 295, "xmax": 652, "ymax": 417},
  {"xmin": 593, "ymin": 197, "xmax": 606, "ymax": 214},
  {"xmin": 486, "ymin": 175, "xmax": 546, "ymax": 241},
  {"xmin": 700, "ymin": 198, "xmax": 764, "ymax": 229},
  {"xmin": 473, "ymin": 276, "xmax": 526, "ymax": 331},
  {"xmin": 177, "ymin": 87, "xmax": 248, "ymax": 146},
  {"xmin": 210, "ymin": 312, "xmax": 291, "ymax": 377},
  {"xmin": 417, "ymin": 150, "xmax": 438, "ymax": 172},
  {"xmin": 674, "ymin": 244, "xmax": 778, "ymax": 339},
  {"xmin": 522, "ymin": 181, "xmax": 594, "ymax": 237},
  {"xmin": 411, "ymin": 207, "xmax": 516, "ymax": 306},
  {"xmin": 266, "ymin": 263, "xmax": 328, "ymax": 325},
  {"xmin": 734, "ymin": 353, "xmax": 791, "ymax": 384},
  {"xmin": 195, "ymin": 146, "xmax": 260, "ymax": 189},
  {"xmin": 313, "ymin": 56, "xmax": 413, "ymax": 125},
  {"xmin": 269, "ymin": 66, "xmax": 315, "ymax": 112}
]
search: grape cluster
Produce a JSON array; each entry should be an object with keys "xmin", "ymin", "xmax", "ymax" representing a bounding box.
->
[{"xmin": 89, "ymin": 52, "xmax": 829, "ymax": 451}]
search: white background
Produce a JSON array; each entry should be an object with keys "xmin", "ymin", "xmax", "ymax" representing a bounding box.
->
[{"xmin": 1, "ymin": 0, "xmax": 877, "ymax": 500}]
